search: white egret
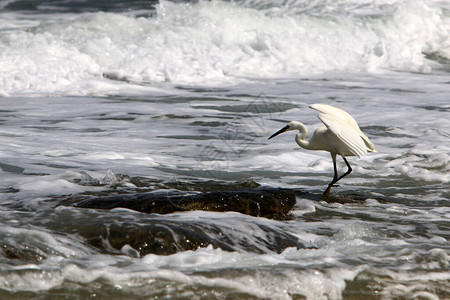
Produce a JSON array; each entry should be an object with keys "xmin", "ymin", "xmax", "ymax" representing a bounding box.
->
[{"xmin": 268, "ymin": 104, "xmax": 377, "ymax": 195}]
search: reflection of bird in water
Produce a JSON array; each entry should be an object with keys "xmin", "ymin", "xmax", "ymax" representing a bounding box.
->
[{"xmin": 268, "ymin": 104, "xmax": 377, "ymax": 195}]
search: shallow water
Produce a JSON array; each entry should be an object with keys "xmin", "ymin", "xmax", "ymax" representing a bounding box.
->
[{"xmin": 0, "ymin": 0, "xmax": 449, "ymax": 299}]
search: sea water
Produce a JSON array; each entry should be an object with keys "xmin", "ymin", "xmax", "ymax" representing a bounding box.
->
[{"xmin": 0, "ymin": 0, "xmax": 449, "ymax": 299}]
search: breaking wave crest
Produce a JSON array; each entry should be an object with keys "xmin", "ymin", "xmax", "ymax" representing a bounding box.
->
[{"xmin": 0, "ymin": 0, "xmax": 449, "ymax": 95}]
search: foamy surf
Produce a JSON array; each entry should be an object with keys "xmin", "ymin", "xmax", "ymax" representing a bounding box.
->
[
  {"xmin": 0, "ymin": 1, "xmax": 449, "ymax": 299},
  {"xmin": 0, "ymin": 0, "xmax": 449, "ymax": 96}
]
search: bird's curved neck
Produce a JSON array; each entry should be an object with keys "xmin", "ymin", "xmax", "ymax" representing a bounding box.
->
[{"xmin": 294, "ymin": 123, "xmax": 312, "ymax": 150}]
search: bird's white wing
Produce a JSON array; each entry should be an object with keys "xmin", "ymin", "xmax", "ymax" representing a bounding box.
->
[
  {"xmin": 310, "ymin": 104, "xmax": 376, "ymax": 157},
  {"xmin": 310, "ymin": 104, "xmax": 360, "ymax": 131},
  {"xmin": 316, "ymin": 113, "xmax": 368, "ymax": 157}
]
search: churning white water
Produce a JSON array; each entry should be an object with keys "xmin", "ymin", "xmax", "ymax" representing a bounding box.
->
[
  {"xmin": 0, "ymin": 0, "xmax": 449, "ymax": 299},
  {"xmin": 1, "ymin": 0, "xmax": 449, "ymax": 95}
]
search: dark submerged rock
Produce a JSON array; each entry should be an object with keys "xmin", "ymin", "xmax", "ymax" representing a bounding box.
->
[
  {"xmin": 75, "ymin": 187, "xmax": 296, "ymax": 219},
  {"xmin": 79, "ymin": 216, "xmax": 309, "ymax": 256},
  {"xmin": 71, "ymin": 186, "xmax": 309, "ymax": 256}
]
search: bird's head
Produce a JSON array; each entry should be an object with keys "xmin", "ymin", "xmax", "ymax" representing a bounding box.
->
[{"xmin": 268, "ymin": 121, "xmax": 305, "ymax": 140}]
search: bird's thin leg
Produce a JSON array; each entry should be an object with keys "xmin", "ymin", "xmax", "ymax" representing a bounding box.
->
[
  {"xmin": 323, "ymin": 154, "xmax": 338, "ymax": 195},
  {"xmin": 323, "ymin": 156, "xmax": 353, "ymax": 195},
  {"xmin": 335, "ymin": 157, "xmax": 352, "ymax": 183}
]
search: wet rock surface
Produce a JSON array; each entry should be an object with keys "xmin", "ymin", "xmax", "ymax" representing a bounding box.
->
[
  {"xmin": 79, "ymin": 217, "xmax": 310, "ymax": 256},
  {"xmin": 75, "ymin": 187, "xmax": 296, "ymax": 219},
  {"xmin": 67, "ymin": 186, "xmax": 308, "ymax": 256}
]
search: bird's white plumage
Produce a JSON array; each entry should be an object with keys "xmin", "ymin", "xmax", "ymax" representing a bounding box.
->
[
  {"xmin": 268, "ymin": 103, "xmax": 377, "ymax": 194},
  {"xmin": 309, "ymin": 104, "xmax": 377, "ymax": 158}
]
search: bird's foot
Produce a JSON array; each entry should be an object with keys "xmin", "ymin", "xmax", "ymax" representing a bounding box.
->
[
  {"xmin": 323, "ymin": 187, "xmax": 332, "ymax": 196},
  {"xmin": 323, "ymin": 184, "xmax": 340, "ymax": 195}
]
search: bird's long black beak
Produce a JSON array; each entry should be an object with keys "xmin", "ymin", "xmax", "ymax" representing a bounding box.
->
[{"xmin": 268, "ymin": 125, "xmax": 289, "ymax": 140}]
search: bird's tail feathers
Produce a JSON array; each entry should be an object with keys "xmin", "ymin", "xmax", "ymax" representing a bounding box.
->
[{"xmin": 361, "ymin": 135, "xmax": 377, "ymax": 152}]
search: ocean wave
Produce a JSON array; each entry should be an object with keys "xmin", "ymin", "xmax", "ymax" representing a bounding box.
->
[{"xmin": 0, "ymin": 0, "xmax": 449, "ymax": 95}]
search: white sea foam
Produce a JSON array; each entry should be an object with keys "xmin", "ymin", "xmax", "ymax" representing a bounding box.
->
[
  {"xmin": 0, "ymin": 171, "xmax": 104, "ymax": 207},
  {"xmin": 0, "ymin": 218, "xmax": 404, "ymax": 297},
  {"xmin": 0, "ymin": 207, "xmax": 446, "ymax": 299},
  {"xmin": 0, "ymin": 0, "xmax": 449, "ymax": 95},
  {"xmin": 0, "ymin": 2, "xmax": 448, "ymax": 298},
  {"xmin": 0, "ymin": 225, "xmax": 91, "ymax": 265},
  {"xmin": 0, "ymin": 244, "xmax": 363, "ymax": 298}
]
